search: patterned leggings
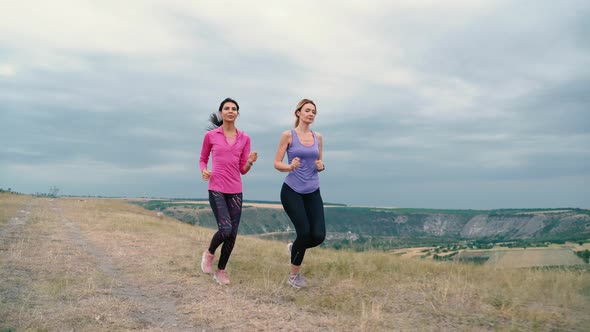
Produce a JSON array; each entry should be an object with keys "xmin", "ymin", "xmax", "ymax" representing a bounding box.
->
[{"xmin": 207, "ymin": 190, "xmax": 243, "ymax": 270}]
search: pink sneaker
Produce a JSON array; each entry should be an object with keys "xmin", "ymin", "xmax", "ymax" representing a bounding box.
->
[
  {"xmin": 213, "ymin": 269, "xmax": 231, "ymax": 285},
  {"xmin": 201, "ymin": 251, "xmax": 214, "ymax": 274}
]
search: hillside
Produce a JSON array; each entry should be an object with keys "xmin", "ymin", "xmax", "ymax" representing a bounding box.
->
[
  {"xmin": 135, "ymin": 200, "xmax": 590, "ymax": 249},
  {"xmin": 2, "ymin": 194, "xmax": 589, "ymax": 331}
]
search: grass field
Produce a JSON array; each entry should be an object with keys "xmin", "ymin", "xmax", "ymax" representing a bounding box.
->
[
  {"xmin": 394, "ymin": 244, "xmax": 588, "ymax": 268},
  {"xmin": 2, "ymin": 193, "xmax": 590, "ymax": 331},
  {"xmin": 483, "ymin": 248, "xmax": 585, "ymax": 268}
]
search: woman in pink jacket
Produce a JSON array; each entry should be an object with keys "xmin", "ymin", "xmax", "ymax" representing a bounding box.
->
[{"xmin": 199, "ymin": 97, "xmax": 257, "ymax": 285}]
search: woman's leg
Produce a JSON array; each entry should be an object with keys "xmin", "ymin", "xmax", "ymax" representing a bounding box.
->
[
  {"xmin": 281, "ymin": 183, "xmax": 311, "ymax": 266},
  {"xmin": 303, "ymin": 188, "xmax": 326, "ymax": 248},
  {"xmin": 208, "ymin": 191, "xmax": 242, "ymax": 269},
  {"xmin": 217, "ymin": 193, "xmax": 242, "ymax": 270}
]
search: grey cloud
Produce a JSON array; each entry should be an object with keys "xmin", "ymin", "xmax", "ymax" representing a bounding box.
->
[{"xmin": 1, "ymin": 2, "xmax": 589, "ymax": 208}]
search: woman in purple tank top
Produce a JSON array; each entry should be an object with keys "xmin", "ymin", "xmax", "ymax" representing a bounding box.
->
[{"xmin": 273, "ymin": 98, "xmax": 326, "ymax": 289}]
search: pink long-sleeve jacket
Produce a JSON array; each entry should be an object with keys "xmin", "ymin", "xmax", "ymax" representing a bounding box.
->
[{"xmin": 199, "ymin": 127, "xmax": 251, "ymax": 194}]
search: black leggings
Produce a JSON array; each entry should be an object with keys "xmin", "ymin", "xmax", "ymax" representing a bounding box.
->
[
  {"xmin": 207, "ymin": 190, "xmax": 242, "ymax": 270},
  {"xmin": 280, "ymin": 183, "xmax": 325, "ymax": 266}
]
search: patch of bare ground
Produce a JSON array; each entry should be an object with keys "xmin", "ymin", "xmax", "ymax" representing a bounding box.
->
[
  {"xmin": 515, "ymin": 209, "xmax": 574, "ymax": 215},
  {"xmin": 59, "ymin": 199, "xmax": 351, "ymax": 331},
  {"xmin": 2, "ymin": 195, "xmax": 590, "ymax": 331},
  {"xmin": 53, "ymin": 201, "xmax": 199, "ymax": 331},
  {"xmin": 0, "ymin": 198, "xmax": 145, "ymax": 330},
  {"xmin": 390, "ymin": 247, "xmax": 432, "ymax": 258}
]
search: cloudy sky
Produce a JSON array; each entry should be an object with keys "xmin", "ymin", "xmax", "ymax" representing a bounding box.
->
[{"xmin": 1, "ymin": 0, "xmax": 589, "ymax": 209}]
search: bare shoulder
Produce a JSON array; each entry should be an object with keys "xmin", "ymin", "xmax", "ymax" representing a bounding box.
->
[
  {"xmin": 315, "ymin": 131, "xmax": 323, "ymax": 139},
  {"xmin": 276, "ymin": 130, "xmax": 292, "ymax": 147},
  {"xmin": 280, "ymin": 130, "xmax": 293, "ymax": 140}
]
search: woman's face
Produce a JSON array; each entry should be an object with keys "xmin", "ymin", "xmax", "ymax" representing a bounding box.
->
[
  {"xmin": 220, "ymin": 102, "xmax": 238, "ymax": 122},
  {"xmin": 298, "ymin": 103, "xmax": 317, "ymax": 124}
]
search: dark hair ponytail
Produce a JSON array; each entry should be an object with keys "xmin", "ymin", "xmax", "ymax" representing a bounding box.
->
[
  {"xmin": 207, "ymin": 112, "xmax": 223, "ymax": 130},
  {"xmin": 207, "ymin": 97, "xmax": 239, "ymax": 131}
]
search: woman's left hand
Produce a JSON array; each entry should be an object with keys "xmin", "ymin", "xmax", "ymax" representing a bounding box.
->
[
  {"xmin": 248, "ymin": 151, "xmax": 258, "ymax": 165},
  {"xmin": 315, "ymin": 159, "xmax": 325, "ymax": 171}
]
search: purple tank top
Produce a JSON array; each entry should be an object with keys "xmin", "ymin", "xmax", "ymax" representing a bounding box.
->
[{"xmin": 284, "ymin": 130, "xmax": 320, "ymax": 194}]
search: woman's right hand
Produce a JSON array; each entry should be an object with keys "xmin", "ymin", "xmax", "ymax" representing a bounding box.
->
[
  {"xmin": 202, "ymin": 169, "xmax": 212, "ymax": 181},
  {"xmin": 290, "ymin": 157, "xmax": 301, "ymax": 171}
]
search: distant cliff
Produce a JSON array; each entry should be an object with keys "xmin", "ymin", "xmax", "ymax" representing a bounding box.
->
[
  {"xmin": 324, "ymin": 207, "xmax": 590, "ymax": 242},
  {"xmin": 136, "ymin": 201, "xmax": 590, "ymax": 243}
]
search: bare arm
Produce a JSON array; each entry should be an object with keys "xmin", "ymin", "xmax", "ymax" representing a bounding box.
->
[
  {"xmin": 315, "ymin": 132, "xmax": 325, "ymax": 171},
  {"xmin": 274, "ymin": 130, "xmax": 299, "ymax": 172}
]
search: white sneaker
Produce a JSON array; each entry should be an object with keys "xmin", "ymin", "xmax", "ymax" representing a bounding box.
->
[{"xmin": 287, "ymin": 273, "xmax": 307, "ymax": 289}]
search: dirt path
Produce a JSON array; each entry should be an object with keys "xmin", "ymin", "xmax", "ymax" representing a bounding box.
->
[
  {"xmin": 0, "ymin": 197, "xmax": 346, "ymax": 331},
  {"xmin": 50, "ymin": 201, "xmax": 199, "ymax": 331},
  {"xmin": 0, "ymin": 200, "xmax": 32, "ymax": 241},
  {"xmin": 3, "ymin": 196, "xmax": 588, "ymax": 331},
  {"xmin": 0, "ymin": 198, "xmax": 211, "ymax": 331}
]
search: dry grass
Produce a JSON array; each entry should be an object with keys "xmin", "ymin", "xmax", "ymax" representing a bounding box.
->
[
  {"xmin": 0, "ymin": 197, "xmax": 139, "ymax": 331},
  {"xmin": 1, "ymin": 194, "xmax": 589, "ymax": 331},
  {"xmin": 0, "ymin": 193, "xmax": 25, "ymax": 227},
  {"xmin": 484, "ymin": 248, "xmax": 585, "ymax": 268},
  {"xmin": 566, "ymin": 241, "xmax": 590, "ymax": 251}
]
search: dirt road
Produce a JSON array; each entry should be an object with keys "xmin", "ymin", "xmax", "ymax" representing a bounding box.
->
[
  {"xmin": 0, "ymin": 197, "xmax": 341, "ymax": 331},
  {"xmin": 2, "ymin": 196, "xmax": 589, "ymax": 331}
]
